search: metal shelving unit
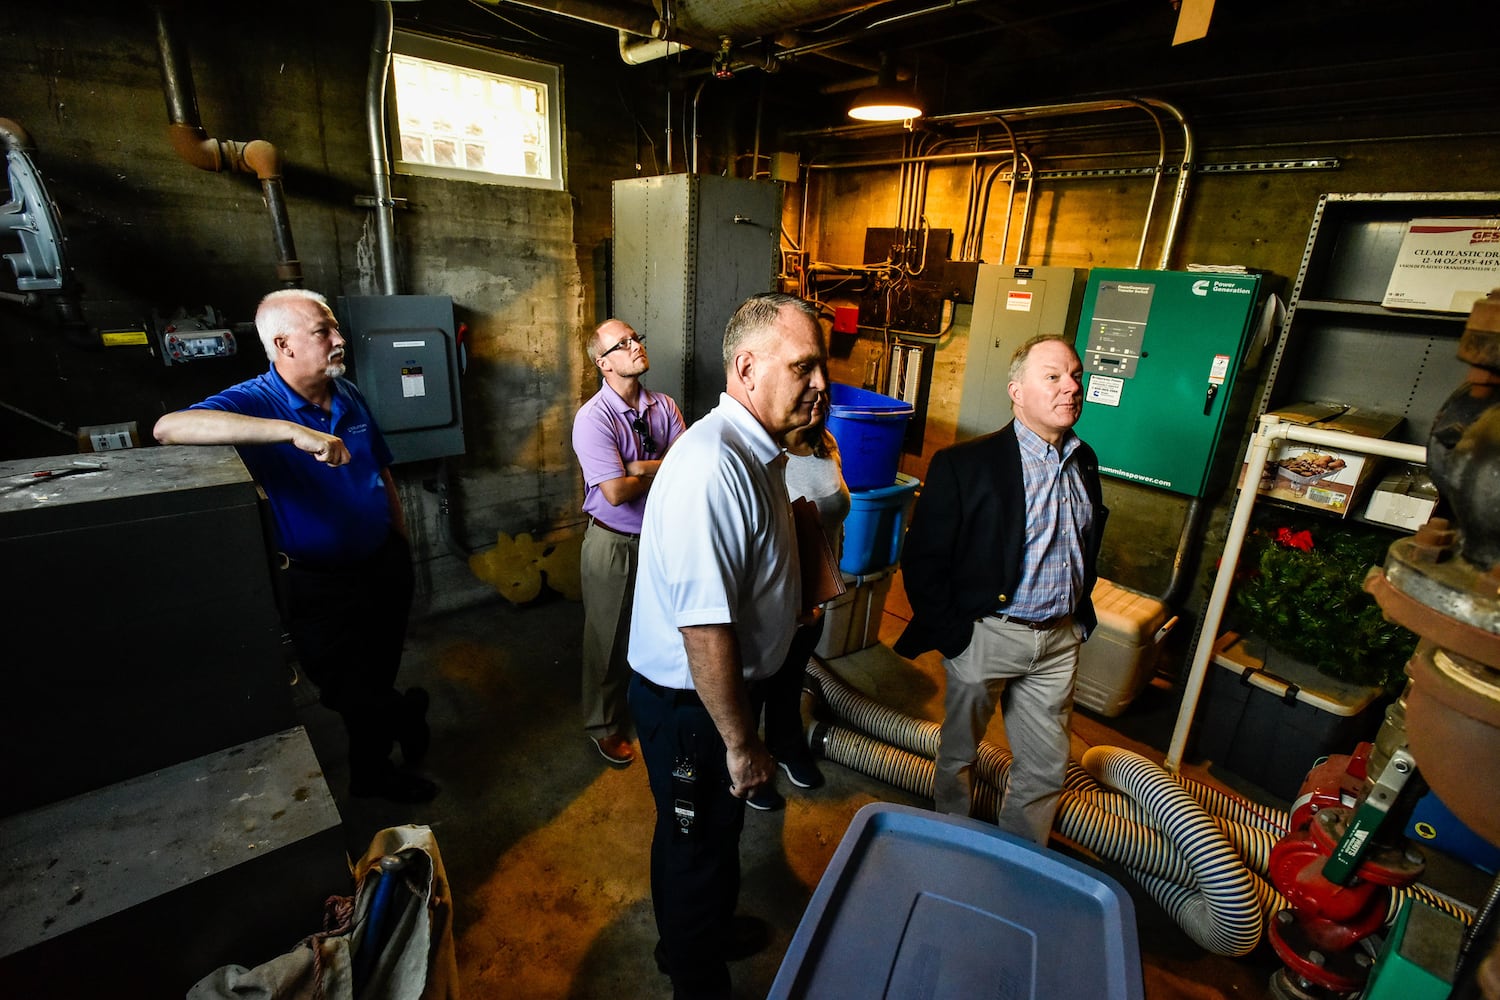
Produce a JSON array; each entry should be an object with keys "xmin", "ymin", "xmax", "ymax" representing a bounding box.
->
[
  {"xmin": 1256, "ymin": 190, "xmax": 1500, "ymax": 447},
  {"xmin": 1167, "ymin": 191, "xmax": 1500, "ymax": 772}
]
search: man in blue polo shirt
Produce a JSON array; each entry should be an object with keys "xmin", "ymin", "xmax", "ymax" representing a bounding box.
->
[{"xmin": 154, "ymin": 288, "xmax": 435, "ymax": 803}]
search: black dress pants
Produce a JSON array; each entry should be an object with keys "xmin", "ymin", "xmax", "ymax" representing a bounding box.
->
[
  {"xmin": 760, "ymin": 618, "xmax": 825, "ymax": 764},
  {"xmin": 282, "ymin": 532, "xmax": 415, "ymax": 786},
  {"xmin": 629, "ymin": 672, "xmax": 759, "ymax": 1000}
]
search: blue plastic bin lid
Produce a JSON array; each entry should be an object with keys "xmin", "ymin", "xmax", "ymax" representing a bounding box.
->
[
  {"xmin": 768, "ymin": 802, "xmax": 1144, "ymax": 1000},
  {"xmin": 828, "ymin": 382, "xmax": 915, "ymax": 419}
]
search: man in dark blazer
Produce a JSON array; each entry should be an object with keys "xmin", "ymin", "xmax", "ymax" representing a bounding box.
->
[{"xmin": 894, "ymin": 334, "xmax": 1107, "ymax": 844}]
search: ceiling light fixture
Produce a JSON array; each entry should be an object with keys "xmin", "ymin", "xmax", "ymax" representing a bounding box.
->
[{"xmin": 848, "ymin": 53, "xmax": 923, "ymax": 123}]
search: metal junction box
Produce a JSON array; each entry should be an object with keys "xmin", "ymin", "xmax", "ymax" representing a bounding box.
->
[
  {"xmin": 340, "ymin": 294, "xmax": 464, "ymax": 465},
  {"xmin": 957, "ymin": 264, "xmax": 1088, "ymax": 441},
  {"xmin": 611, "ymin": 174, "xmax": 781, "ymax": 421},
  {"xmin": 1072, "ymin": 268, "xmax": 1264, "ymax": 497}
]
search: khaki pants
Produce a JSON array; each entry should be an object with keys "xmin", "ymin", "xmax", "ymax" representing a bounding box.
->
[
  {"xmin": 935, "ymin": 614, "xmax": 1080, "ymax": 845},
  {"xmin": 579, "ymin": 521, "xmax": 638, "ymax": 739}
]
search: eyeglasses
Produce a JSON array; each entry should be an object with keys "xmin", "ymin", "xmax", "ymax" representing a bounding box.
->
[
  {"xmin": 631, "ymin": 415, "xmax": 658, "ymax": 456},
  {"xmin": 598, "ymin": 333, "xmax": 646, "ymax": 360}
]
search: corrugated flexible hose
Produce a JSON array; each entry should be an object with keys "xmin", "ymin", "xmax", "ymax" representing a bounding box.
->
[{"xmin": 804, "ymin": 659, "xmax": 1473, "ymax": 956}]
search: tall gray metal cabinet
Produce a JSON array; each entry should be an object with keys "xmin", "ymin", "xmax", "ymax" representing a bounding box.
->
[{"xmin": 611, "ymin": 174, "xmax": 781, "ymax": 421}]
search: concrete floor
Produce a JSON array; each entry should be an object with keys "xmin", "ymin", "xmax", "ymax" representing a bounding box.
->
[{"xmin": 297, "ymin": 574, "xmax": 1315, "ymax": 1000}]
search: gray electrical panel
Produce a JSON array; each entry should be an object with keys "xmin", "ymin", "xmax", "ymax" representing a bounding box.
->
[
  {"xmin": 956, "ymin": 264, "xmax": 1088, "ymax": 440},
  {"xmin": 611, "ymin": 174, "xmax": 781, "ymax": 421},
  {"xmin": 339, "ymin": 294, "xmax": 464, "ymax": 464}
]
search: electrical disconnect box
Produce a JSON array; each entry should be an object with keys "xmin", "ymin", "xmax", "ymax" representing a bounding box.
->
[
  {"xmin": 339, "ymin": 295, "xmax": 464, "ymax": 465},
  {"xmin": 956, "ymin": 264, "xmax": 1088, "ymax": 441},
  {"xmin": 1072, "ymin": 268, "xmax": 1264, "ymax": 497}
]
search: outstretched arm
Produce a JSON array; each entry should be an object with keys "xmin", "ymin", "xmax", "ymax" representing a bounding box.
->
[{"xmin": 154, "ymin": 409, "xmax": 350, "ymax": 466}]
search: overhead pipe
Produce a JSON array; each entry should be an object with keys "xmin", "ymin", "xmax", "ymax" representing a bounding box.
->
[
  {"xmin": 618, "ymin": 30, "xmax": 685, "ymax": 66},
  {"xmin": 1138, "ymin": 97, "xmax": 1195, "ymax": 269},
  {"xmin": 797, "ymin": 97, "xmax": 1194, "ymax": 269},
  {"xmin": 491, "ymin": 0, "xmax": 659, "ymax": 38},
  {"xmin": 366, "ymin": 2, "xmax": 400, "ymax": 296},
  {"xmin": 488, "ymin": 0, "xmax": 724, "ymax": 62},
  {"xmin": 153, "ymin": 4, "xmax": 300, "ymax": 287},
  {"xmin": 690, "ymin": 78, "xmax": 708, "ymax": 175}
]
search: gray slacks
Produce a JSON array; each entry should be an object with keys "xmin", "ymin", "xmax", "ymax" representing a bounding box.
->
[{"xmin": 934, "ymin": 614, "xmax": 1080, "ymax": 844}]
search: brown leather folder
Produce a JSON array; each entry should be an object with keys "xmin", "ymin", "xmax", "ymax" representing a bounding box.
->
[{"xmin": 793, "ymin": 496, "xmax": 847, "ymax": 613}]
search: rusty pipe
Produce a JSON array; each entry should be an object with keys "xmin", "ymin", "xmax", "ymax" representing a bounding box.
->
[{"xmin": 153, "ymin": 3, "xmax": 301, "ymax": 286}]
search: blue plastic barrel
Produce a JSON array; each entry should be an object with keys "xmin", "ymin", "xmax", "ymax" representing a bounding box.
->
[{"xmin": 827, "ymin": 384, "xmax": 914, "ymax": 491}]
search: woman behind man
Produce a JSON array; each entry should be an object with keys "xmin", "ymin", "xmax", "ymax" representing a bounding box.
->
[{"xmin": 750, "ymin": 390, "xmax": 851, "ymax": 811}]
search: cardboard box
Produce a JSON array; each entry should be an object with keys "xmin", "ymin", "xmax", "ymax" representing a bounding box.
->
[
  {"xmin": 1364, "ymin": 464, "xmax": 1440, "ymax": 532},
  {"xmin": 1382, "ymin": 217, "xmax": 1500, "ymax": 313},
  {"xmin": 1245, "ymin": 402, "xmax": 1405, "ymax": 517}
]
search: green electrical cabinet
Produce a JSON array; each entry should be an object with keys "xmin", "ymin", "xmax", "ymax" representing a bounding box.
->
[{"xmin": 1072, "ymin": 268, "xmax": 1264, "ymax": 497}]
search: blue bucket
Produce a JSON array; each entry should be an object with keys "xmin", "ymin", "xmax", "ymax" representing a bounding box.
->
[
  {"xmin": 841, "ymin": 473, "xmax": 921, "ymax": 576},
  {"xmin": 827, "ymin": 383, "xmax": 914, "ymax": 491}
]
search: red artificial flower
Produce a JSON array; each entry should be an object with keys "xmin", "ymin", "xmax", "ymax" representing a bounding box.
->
[{"xmin": 1275, "ymin": 526, "xmax": 1315, "ymax": 552}]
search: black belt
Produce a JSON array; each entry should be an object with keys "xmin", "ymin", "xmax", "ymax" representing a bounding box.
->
[
  {"xmin": 634, "ymin": 672, "xmax": 762, "ymax": 706},
  {"xmin": 990, "ymin": 611, "xmax": 1071, "ymax": 631},
  {"xmin": 590, "ymin": 517, "xmax": 639, "ymax": 540}
]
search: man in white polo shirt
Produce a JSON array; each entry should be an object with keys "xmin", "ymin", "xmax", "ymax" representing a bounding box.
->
[{"xmin": 627, "ymin": 292, "xmax": 828, "ymax": 1000}]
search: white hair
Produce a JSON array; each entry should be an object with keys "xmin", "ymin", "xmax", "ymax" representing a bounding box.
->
[{"xmin": 255, "ymin": 288, "xmax": 330, "ymax": 362}]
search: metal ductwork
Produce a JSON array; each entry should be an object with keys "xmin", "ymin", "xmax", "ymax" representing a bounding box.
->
[
  {"xmin": 666, "ymin": 0, "xmax": 889, "ymax": 40},
  {"xmin": 152, "ymin": 3, "xmax": 302, "ymax": 287}
]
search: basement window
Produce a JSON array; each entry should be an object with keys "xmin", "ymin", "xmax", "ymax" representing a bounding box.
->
[{"xmin": 390, "ymin": 32, "xmax": 564, "ymax": 191}]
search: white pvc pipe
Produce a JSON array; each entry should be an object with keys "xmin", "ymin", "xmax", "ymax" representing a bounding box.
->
[
  {"xmin": 1163, "ymin": 416, "xmax": 1428, "ymax": 772},
  {"xmin": 618, "ymin": 30, "xmax": 686, "ymax": 65}
]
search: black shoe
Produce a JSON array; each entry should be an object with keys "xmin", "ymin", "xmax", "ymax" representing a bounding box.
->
[
  {"xmin": 779, "ymin": 757, "xmax": 825, "ymax": 790},
  {"xmin": 352, "ymin": 767, "xmax": 438, "ymax": 804},
  {"xmin": 724, "ymin": 915, "xmax": 770, "ymax": 962},
  {"xmin": 746, "ymin": 784, "xmax": 785, "ymax": 812},
  {"xmin": 399, "ymin": 687, "xmax": 431, "ymax": 767},
  {"xmin": 654, "ymin": 915, "xmax": 769, "ymax": 974}
]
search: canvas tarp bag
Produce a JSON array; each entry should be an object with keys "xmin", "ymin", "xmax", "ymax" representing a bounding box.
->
[{"xmin": 187, "ymin": 824, "xmax": 458, "ymax": 1000}]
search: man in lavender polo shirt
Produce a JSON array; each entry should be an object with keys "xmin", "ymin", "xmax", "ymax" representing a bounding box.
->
[{"xmin": 571, "ymin": 318, "xmax": 685, "ymax": 765}]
